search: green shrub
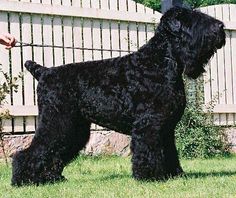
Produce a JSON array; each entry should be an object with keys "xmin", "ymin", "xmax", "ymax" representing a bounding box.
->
[
  {"xmin": 175, "ymin": 79, "xmax": 230, "ymax": 159},
  {"xmin": 134, "ymin": 0, "xmax": 236, "ymax": 12},
  {"xmin": 184, "ymin": 0, "xmax": 236, "ymax": 8},
  {"xmin": 175, "ymin": 104, "xmax": 230, "ymax": 158},
  {"xmin": 135, "ymin": 0, "xmax": 161, "ymax": 11}
]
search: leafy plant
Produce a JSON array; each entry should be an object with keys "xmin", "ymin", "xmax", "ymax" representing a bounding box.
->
[
  {"xmin": 134, "ymin": 0, "xmax": 236, "ymax": 11},
  {"xmin": 0, "ymin": 63, "xmax": 23, "ymax": 164},
  {"xmin": 175, "ymin": 78, "xmax": 230, "ymax": 159},
  {"xmin": 135, "ymin": 0, "xmax": 161, "ymax": 11},
  {"xmin": 184, "ymin": 0, "xmax": 236, "ymax": 8}
]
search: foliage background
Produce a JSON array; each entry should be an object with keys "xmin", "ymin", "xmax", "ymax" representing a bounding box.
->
[{"xmin": 134, "ymin": 0, "xmax": 236, "ymax": 11}]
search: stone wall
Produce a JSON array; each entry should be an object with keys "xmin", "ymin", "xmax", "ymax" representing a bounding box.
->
[
  {"xmin": 0, "ymin": 134, "xmax": 34, "ymax": 158},
  {"xmin": 226, "ymin": 128, "xmax": 236, "ymax": 152},
  {"xmin": 84, "ymin": 131, "xmax": 131, "ymax": 156},
  {"xmin": 1, "ymin": 128, "xmax": 236, "ymax": 158},
  {"xmin": 0, "ymin": 131, "xmax": 131, "ymax": 158}
]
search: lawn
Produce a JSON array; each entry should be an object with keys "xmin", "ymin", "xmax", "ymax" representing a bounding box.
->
[{"xmin": 1, "ymin": 155, "xmax": 236, "ymax": 198}]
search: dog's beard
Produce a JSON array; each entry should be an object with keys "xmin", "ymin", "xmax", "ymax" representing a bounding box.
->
[
  {"xmin": 216, "ymin": 33, "xmax": 226, "ymax": 49},
  {"xmin": 184, "ymin": 64, "xmax": 206, "ymax": 79}
]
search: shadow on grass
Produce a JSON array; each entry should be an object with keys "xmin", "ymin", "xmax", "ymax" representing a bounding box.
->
[
  {"xmin": 78, "ymin": 170, "xmax": 236, "ymax": 183},
  {"xmin": 74, "ymin": 172, "xmax": 132, "ymax": 183},
  {"xmin": 184, "ymin": 171, "xmax": 236, "ymax": 179},
  {"xmin": 98, "ymin": 173, "xmax": 132, "ymax": 181},
  {"xmin": 12, "ymin": 171, "xmax": 236, "ymax": 188},
  {"xmin": 96, "ymin": 169, "xmax": 236, "ymax": 182}
]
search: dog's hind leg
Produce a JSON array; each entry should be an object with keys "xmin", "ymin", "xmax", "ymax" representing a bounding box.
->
[
  {"xmin": 12, "ymin": 82, "xmax": 91, "ymax": 186},
  {"xmin": 12, "ymin": 106, "xmax": 91, "ymax": 186}
]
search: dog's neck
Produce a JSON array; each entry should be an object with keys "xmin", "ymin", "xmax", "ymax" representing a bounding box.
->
[{"xmin": 135, "ymin": 29, "xmax": 184, "ymax": 77}]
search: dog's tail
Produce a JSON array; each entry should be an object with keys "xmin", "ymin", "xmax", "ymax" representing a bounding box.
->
[{"xmin": 25, "ymin": 60, "xmax": 48, "ymax": 81}]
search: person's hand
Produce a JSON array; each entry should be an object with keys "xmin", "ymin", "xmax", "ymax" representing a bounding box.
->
[{"xmin": 0, "ymin": 33, "xmax": 16, "ymax": 49}]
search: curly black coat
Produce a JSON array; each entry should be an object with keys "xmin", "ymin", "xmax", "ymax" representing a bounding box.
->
[{"xmin": 12, "ymin": 7, "xmax": 225, "ymax": 186}]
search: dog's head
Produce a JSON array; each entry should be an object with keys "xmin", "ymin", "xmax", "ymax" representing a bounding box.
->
[{"xmin": 158, "ymin": 7, "xmax": 226, "ymax": 79}]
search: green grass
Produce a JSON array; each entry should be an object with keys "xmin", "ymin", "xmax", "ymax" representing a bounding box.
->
[{"xmin": 1, "ymin": 155, "xmax": 236, "ymax": 198}]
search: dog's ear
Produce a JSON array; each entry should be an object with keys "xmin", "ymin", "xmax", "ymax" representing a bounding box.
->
[
  {"xmin": 159, "ymin": 7, "xmax": 193, "ymax": 36},
  {"xmin": 166, "ymin": 18, "xmax": 181, "ymax": 34},
  {"xmin": 157, "ymin": 16, "xmax": 182, "ymax": 36},
  {"xmin": 159, "ymin": 8, "xmax": 183, "ymax": 35}
]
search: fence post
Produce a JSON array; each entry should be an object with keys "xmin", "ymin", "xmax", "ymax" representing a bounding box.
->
[{"xmin": 161, "ymin": 0, "xmax": 183, "ymax": 13}]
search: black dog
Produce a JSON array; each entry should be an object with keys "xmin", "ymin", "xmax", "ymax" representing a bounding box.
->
[{"xmin": 12, "ymin": 7, "xmax": 225, "ymax": 186}]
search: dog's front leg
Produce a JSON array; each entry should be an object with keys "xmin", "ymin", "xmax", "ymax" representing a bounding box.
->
[
  {"xmin": 130, "ymin": 116, "xmax": 168, "ymax": 181},
  {"xmin": 162, "ymin": 123, "xmax": 184, "ymax": 178}
]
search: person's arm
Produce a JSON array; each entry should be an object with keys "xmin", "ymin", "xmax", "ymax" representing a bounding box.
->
[{"xmin": 0, "ymin": 33, "xmax": 16, "ymax": 49}]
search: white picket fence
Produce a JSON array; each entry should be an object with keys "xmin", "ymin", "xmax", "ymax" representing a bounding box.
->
[
  {"xmin": 200, "ymin": 4, "xmax": 236, "ymax": 125},
  {"xmin": 0, "ymin": 1, "xmax": 236, "ymax": 133}
]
